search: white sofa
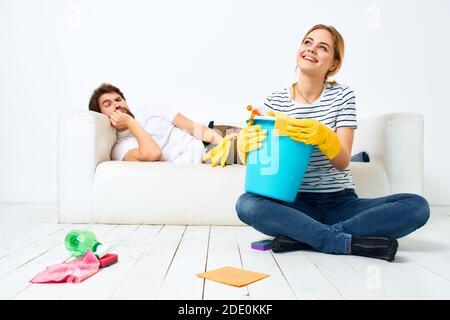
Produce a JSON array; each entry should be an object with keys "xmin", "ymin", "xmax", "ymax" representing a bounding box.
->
[{"xmin": 57, "ymin": 111, "xmax": 424, "ymax": 225}]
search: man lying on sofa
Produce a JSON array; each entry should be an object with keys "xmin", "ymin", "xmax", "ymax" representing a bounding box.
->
[{"xmin": 88, "ymin": 82, "xmax": 231, "ymax": 163}]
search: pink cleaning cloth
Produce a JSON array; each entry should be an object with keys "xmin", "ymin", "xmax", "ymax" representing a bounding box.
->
[{"xmin": 30, "ymin": 250, "xmax": 100, "ymax": 284}]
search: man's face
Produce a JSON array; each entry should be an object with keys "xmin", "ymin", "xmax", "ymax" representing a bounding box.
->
[{"xmin": 98, "ymin": 92, "xmax": 132, "ymax": 117}]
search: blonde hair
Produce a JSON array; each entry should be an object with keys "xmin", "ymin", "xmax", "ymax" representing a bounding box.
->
[{"xmin": 298, "ymin": 24, "xmax": 345, "ymax": 85}]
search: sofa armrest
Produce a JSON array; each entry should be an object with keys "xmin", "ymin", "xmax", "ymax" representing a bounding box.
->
[
  {"xmin": 352, "ymin": 113, "xmax": 424, "ymax": 195},
  {"xmin": 57, "ymin": 111, "xmax": 116, "ymax": 223}
]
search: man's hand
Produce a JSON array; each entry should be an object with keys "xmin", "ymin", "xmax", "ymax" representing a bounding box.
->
[{"xmin": 110, "ymin": 110, "xmax": 133, "ymax": 130}]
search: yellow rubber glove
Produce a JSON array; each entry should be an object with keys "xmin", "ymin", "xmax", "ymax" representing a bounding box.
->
[
  {"xmin": 266, "ymin": 110, "xmax": 290, "ymax": 136},
  {"xmin": 203, "ymin": 134, "xmax": 235, "ymax": 167},
  {"xmin": 286, "ymin": 118, "xmax": 341, "ymax": 160},
  {"xmin": 237, "ymin": 125, "xmax": 267, "ymax": 165},
  {"xmin": 267, "ymin": 110, "xmax": 341, "ymax": 160}
]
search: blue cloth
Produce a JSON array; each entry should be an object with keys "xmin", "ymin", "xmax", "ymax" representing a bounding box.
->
[
  {"xmin": 351, "ymin": 151, "xmax": 370, "ymax": 162},
  {"xmin": 235, "ymin": 189, "xmax": 429, "ymax": 255}
]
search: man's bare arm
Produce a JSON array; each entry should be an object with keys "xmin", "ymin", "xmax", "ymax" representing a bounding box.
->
[
  {"xmin": 110, "ymin": 110, "xmax": 162, "ymax": 161},
  {"xmin": 172, "ymin": 113, "xmax": 223, "ymax": 145}
]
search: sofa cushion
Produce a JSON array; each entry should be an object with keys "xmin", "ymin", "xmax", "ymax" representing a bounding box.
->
[
  {"xmin": 93, "ymin": 162, "xmax": 246, "ymax": 225},
  {"xmin": 92, "ymin": 161, "xmax": 390, "ymax": 225},
  {"xmin": 349, "ymin": 162, "xmax": 390, "ymax": 198}
]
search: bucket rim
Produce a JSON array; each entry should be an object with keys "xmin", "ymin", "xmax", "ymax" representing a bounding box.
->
[{"xmin": 246, "ymin": 116, "xmax": 275, "ymax": 123}]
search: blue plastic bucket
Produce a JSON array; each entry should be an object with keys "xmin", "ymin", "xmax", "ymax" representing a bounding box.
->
[{"xmin": 245, "ymin": 117, "xmax": 313, "ymax": 202}]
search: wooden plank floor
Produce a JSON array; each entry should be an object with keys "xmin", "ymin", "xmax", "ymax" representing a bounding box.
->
[{"xmin": 1, "ymin": 203, "xmax": 450, "ymax": 300}]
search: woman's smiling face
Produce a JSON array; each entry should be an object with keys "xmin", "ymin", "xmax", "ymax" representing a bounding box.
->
[{"xmin": 296, "ymin": 28, "xmax": 336, "ymax": 78}]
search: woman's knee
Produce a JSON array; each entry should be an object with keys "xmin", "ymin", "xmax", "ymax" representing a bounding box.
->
[
  {"xmin": 235, "ymin": 193, "xmax": 263, "ymax": 225},
  {"xmin": 407, "ymin": 194, "xmax": 430, "ymax": 228}
]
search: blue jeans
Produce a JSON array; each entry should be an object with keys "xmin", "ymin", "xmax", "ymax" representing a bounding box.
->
[{"xmin": 235, "ymin": 189, "xmax": 430, "ymax": 255}]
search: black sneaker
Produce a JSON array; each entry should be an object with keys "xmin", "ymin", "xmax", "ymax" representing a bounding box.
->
[
  {"xmin": 350, "ymin": 236, "xmax": 398, "ymax": 262},
  {"xmin": 271, "ymin": 235, "xmax": 313, "ymax": 253}
]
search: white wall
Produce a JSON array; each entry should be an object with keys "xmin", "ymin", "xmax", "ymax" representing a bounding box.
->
[{"xmin": 1, "ymin": 0, "xmax": 449, "ymax": 205}]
